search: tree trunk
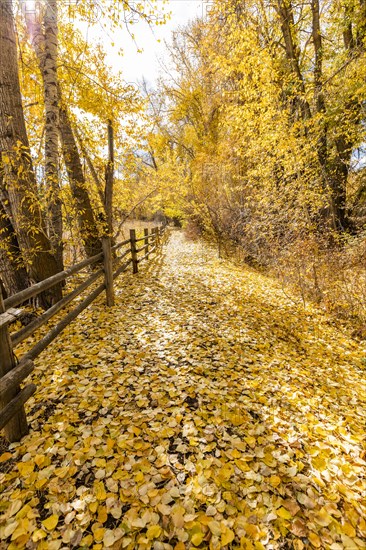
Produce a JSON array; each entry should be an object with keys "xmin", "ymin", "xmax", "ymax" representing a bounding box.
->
[
  {"xmin": 43, "ymin": 0, "xmax": 63, "ymax": 269},
  {"xmin": 275, "ymin": 0, "xmax": 312, "ymax": 121},
  {"xmin": 59, "ymin": 104, "xmax": 102, "ymax": 257},
  {"xmin": 277, "ymin": 0, "xmax": 350, "ymax": 232},
  {"xmin": 74, "ymin": 126, "xmax": 105, "ymax": 207},
  {"xmin": 23, "ymin": 0, "xmax": 64, "ymax": 271},
  {"xmin": 311, "ymin": 0, "xmax": 326, "ymax": 165},
  {"xmin": 0, "ymin": 0, "xmax": 61, "ymax": 308},
  {"xmin": 0, "ymin": 199, "xmax": 29, "ymax": 297},
  {"xmin": 0, "ymin": 171, "xmax": 29, "ymax": 296},
  {"xmin": 23, "ymin": 5, "xmax": 100, "ymax": 259},
  {"xmin": 329, "ymin": 1, "xmax": 366, "ymax": 228}
]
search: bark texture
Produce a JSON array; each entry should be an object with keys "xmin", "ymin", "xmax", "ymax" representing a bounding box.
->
[
  {"xmin": 0, "ymin": 170, "xmax": 29, "ymax": 296},
  {"xmin": 24, "ymin": 1, "xmax": 101, "ymax": 259},
  {"xmin": 59, "ymin": 104, "xmax": 102, "ymax": 257},
  {"xmin": 24, "ymin": 0, "xmax": 63, "ymax": 270},
  {"xmin": 0, "ymin": 0, "xmax": 61, "ymax": 307},
  {"xmin": 0, "ymin": 199, "xmax": 29, "ymax": 297}
]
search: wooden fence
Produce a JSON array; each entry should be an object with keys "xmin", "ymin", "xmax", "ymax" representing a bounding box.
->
[{"xmin": 0, "ymin": 225, "xmax": 166, "ymax": 442}]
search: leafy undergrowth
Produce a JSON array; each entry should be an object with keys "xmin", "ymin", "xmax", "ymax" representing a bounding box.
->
[{"xmin": 0, "ymin": 231, "xmax": 365, "ymax": 550}]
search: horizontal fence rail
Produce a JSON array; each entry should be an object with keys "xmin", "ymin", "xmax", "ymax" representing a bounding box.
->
[
  {"xmin": 0, "ymin": 225, "xmax": 167, "ymax": 442},
  {"xmin": 4, "ymin": 252, "xmax": 104, "ymax": 310}
]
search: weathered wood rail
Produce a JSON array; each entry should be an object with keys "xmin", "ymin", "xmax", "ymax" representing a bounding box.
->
[{"xmin": 0, "ymin": 225, "xmax": 167, "ymax": 442}]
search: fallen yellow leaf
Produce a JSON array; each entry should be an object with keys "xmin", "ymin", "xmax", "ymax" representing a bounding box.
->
[
  {"xmin": 191, "ymin": 532, "xmax": 204, "ymax": 546},
  {"xmin": 146, "ymin": 525, "xmax": 162, "ymax": 539},
  {"xmin": 221, "ymin": 528, "xmax": 235, "ymax": 546},
  {"xmin": 41, "ymin": 515, "xmax": 58, "ymax": 531}
]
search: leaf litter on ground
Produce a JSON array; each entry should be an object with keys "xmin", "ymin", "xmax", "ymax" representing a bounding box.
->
[{"xmin": 0, "ymin": 231, "xmax": 365, "ymax": 550}]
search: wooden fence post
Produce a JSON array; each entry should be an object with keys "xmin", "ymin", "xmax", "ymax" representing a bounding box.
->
[
  {"xmin": 105, "ymin": 120, "xmax": 114, "ymax": 237},
  {"xmin": 144, "ymin": 228, "xmax": 149, "ymax": 255},
  {"xmin": 151, "ymin": 227, "xmax": 156, "ymax": 248},
  {"xmin": 155, "ymin": 227, "xmax": 161, "ymax": 247},
  {"xmin": 102, "ymin": 236, "xmax": 115, "ymax": 307},
  {"xmin": 102, "ymin": 120, "xmax": 115, "ymax": 307},
  {"xmin": 0, "ymin": 289, "xmax": 29, "ymax": 442},
  {"xmin": 130, "ymin": 229, "xmax": 138, "ymax": 274}
]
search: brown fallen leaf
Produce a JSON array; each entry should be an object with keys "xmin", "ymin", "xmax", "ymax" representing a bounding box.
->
[{"xmin": 290, "ymin": 518, "xmax": 307, "ymax": 537}]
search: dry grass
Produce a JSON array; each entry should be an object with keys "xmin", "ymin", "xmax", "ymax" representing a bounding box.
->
[
  {"xmin": 267, "ymin": 232, "xmax": 366, "ymax": 337},
  {"xmin": 118, "ymin": 219, "xmax": 162, "ymax": 240},
  {"xmin": 62, "ymin": 220, "xmax": 163, "ymax": 267}
]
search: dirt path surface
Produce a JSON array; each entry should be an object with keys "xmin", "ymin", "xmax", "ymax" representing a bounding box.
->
[{"xmin": 1, "ymin": 231, "xmax": 365, "ymax": 549}]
